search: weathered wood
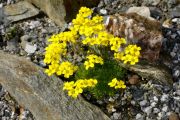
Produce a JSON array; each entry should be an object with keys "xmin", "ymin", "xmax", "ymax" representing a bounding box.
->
[{"xmin": 0, "ymin": 51, "xmax": 110, "ymax": 120}]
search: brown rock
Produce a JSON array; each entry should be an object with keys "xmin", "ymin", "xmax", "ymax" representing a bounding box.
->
[
  {"xmin": 26, "ymin": 0, "xmax": 100, "ymax": 27},
  {"xmin": 128, "ymin": 75, "xmax": 139, "ymax": 85},
  {"xmin": 0, "ymin": 51, "xmax": 110, "ymax": 120},
  {"xmin": 169, "ymin": 112, "xmax": 180, "ymax": 120},
  {"xmin": 105, "ymin": 13, "xmax": 162, "ymax": 62}
]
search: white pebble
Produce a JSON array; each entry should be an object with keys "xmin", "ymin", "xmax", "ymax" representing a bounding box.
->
[
  {"xmin": 100, "ymin": 9, "xmax": 107, "ymax": 15},
  {"xmin": 160, "ymin": 94, "xmax": 169, "ymax": 102},
  {"xmin": 151, "ymin": 102, "xmax": 157, "ymax": 107},
  {"xmin": 162, "ymin": 106, "xmax": 168, "ymax": 112},
  {"xmin": 153, "ymin": 96, "xmax": 159, "ymax": 102},
  {"xmin": 136, "ymin": 113, "xmax": 143, "ymax": 120},
  {"xmin": 153, "ymin": 108, "xmax": 160, "ymax": 113},
  {"xmin": 140, "ymin": 100, "xmax": 148, "ymax": 106},
  {"xmin": 144, "ymin": 106, "xmax": 152, "ymax": 115}
]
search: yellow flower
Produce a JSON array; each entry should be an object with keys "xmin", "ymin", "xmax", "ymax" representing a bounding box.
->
[
  {"xmin": 115, "ymin": 80, "xmax": 126, "ymax": 89},
  {"xmin": 108, "ymin": 78, "xmax": 118, "ymax": 87},
  {"xmin": 63, "ymin": 81, "xmax": 74, "ymax": 90},
  {"xmin": 108, "ymin": 78, "xmax": 126, "ymax": 89}
]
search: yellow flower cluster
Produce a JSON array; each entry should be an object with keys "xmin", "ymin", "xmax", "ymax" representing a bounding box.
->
[
  {"xmin": 108, "ymin": 78, "xmax": 126, "ymax": 89},
  {"xmin": 56, "ymin": 62, "xmax": 78, "ymax": 78},
  {"xmin": 71, "ymin": 7, "xmax": 104, "ymax": 36},
  {"xmin": 114, "ymin": 45, "xmax": 141, "ymax": 65},
  {"xmin": 44, "ymin": 22, "xmax": 79, "ymax": 77},
  {"xmin": 63, "ymin": 79, "xmax": 98, "ymax": 98},
  {"xmin": 84, "ymin": 54, "xmax": 104, "ymax": 70},
  {"xmin": 44, "ymin": 7, "xmax": 142, "ymax": 99},
  {"xmin": 109, "ymin": 37, "xmax": 126, "ymax": 52},
  {"xmin": 45, "ymin": 61, "xmax": 78, "ymax": 78}
]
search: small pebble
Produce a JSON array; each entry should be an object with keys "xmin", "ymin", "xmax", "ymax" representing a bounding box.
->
[
  {"xmin": 100, "ymin": 9, "xmax": 107, "ymax": 15},
  {"xmin": 140, "ymin": 100, "xmax": 148, "ymax": 106}
]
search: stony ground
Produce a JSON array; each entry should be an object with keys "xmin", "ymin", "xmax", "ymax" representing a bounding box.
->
[{"xmin": 0, "ymin": 0, "xmax": 179, "ymax": 120}]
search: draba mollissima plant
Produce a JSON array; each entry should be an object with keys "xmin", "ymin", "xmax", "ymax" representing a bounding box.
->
[{"xmin": 44, "ymin": 7, "xmax": 141, "ymax": 99}]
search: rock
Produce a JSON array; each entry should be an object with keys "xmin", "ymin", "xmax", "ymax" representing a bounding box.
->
[
  {"xmin": 105, "ymin": 13, "xmax": 162, "ymax": 62},
  {"xmin": 118, "ymin": 61, "xmax": 173, "ymax": 87},
  {"xmin": 131, "ymin": 88, "xmax": 144, "ymax": 101},
  {"xmin": 170, "ymin": 5, "xmax": 180, "ymax": 18},
  {"xmin": 144, "ymin": 106, "xmax": 152, "ymax": 115},
  {"xmin": 29, "ymin": 21, "xmax": 41, "ymax": 29},
  {"xmin": 153, "ymin": 108, "xmax": 160, "ymax": 113},
  {"xmin": 162, "ymin": 19, "xmax": 173, "ymax": 28},
  {"xmin": 41, "ymin": 29, "xmax": 48, "ymax": 34},
  {"xmin": 140, "ymin": 100, "xmax": 148, "ymax": 106},
  {"xmin": 142, "ymin": 0, "xmax": 161, "ymax": 6},
  {"xmin": 161, "ymin": 94, "xmax": 169, "ymax": 102},
  {"xmin": 169, "ymin": 112, "xmax": 179, "ymax": 120},
  {"xmin": 112, "ymin": 113, "xmax": 120, "ymax": 120},
  {"xmin": 20, "ymin": 35, "xmax": 31, "ymax": 42},
  {"xmin": 153, "ymin": 96, "xmax": 158, "ymax": 102},
  {"xmin": 6, "ymin": 38, "xmax": 19, "ymax": 52},
  {"xmin": 150, "ymin": 102, "xmax": 157, "ymax": 107},
  {"xmin": 149, "ymin": 7, "xmax": 162, "ymax": 20},
  {"xmin": 26, "ymin": 0, "xmax": 100, "ymax": 27},
  {"xmin": 126, "ymin": 6, "xmax": 154, "ymax": 20},
  {"xmin": 24, "ymin": 43, "xmax": 37, "ymax": 54},
  {"xmin": 162, "ymin": 105, "xmax": 168, "ymax": 112},
  {"xmin": 128, "ymin": 75, "xmax": 139, "ymax": 85},
  {"xmin": 100, "ymin": 9, "xmax": 107, "ymax": 15},
  {"xmin": 0, "ymin": 51, "xmax": 110, "ymax": 120},
  {"xmin": 3, "ymin": 1, "xmax": 39, "ymax": 22},
  {"xmin": 136, "ymin": 113, "xmax": 143, "ymax": 120}
]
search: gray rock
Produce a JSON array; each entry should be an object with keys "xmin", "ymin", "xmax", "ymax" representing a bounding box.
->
[
  {"xmin": 126, "ymin": 6, "xmax": 154, "ymax": 20},
  {"xmin": 143, "ymin": 0, "xmax": 160, "ymax": 6},
  {"xmin": 153, "ymin": 108, "xmax": 160, "ymax": 113},
  {"xmin": 29, "ymin": 21, "xmax": 41, "ymax": 29},
  {"xmin": 162, "ymin": 105, "xmax": 168, "ymax": 112},
  {"xmin": 131, "ymin": 100, "xmax": 136, "ymax": 105},
  {"xmin": 144, "ymin": 106, "xmax": 152, "ymax": 115},
  {"xmin": 39, "ymin": 60, "xmax": 46, "ymax": 67},
  {"xmin": 3, "ymin": 1, "xmax": 39, "ymax": 22},
  {"xmin": 170, "ymin": 52, "xmax": 176, "ymax": 57},
  {"xmin": 24, "ymin": 43, "xmax": 37, "ymax": 54},
  {"xmin": 157, "ymin": 112, "xmax": 163, "ymax": 119},
  {"xmin": 0, "ymin": 51, "xmax": 110, "ymax": 120},
  {"xmin": 161, "ymin": 94, "xmax": 169, "ymax": 102},
  {"xmin": 153, "ymin": 96, "xmax": 159, "ymax": 102},
  {"xmin": 41, "ymin": 28, "xmax": 48, "ymax": 34},
  {"xmin": 140, "ymin": 100, "xmax": 148, "ymax": 106},
  {"xmin": 100, "ymin": 9, "xmax": 107, "ymax": 15},
  {"xmin": 170, "ymin": 5, "xmax": 180, "ymax": 18},
  {"xmin": 6, "ymin": 38, "xmax": 19, "ymax": 52},
  {"xmin": 173, "ymin": 70, "xmax": 180, "ymax": 78},
  {"xmin": 20, "ymin": 35, "xmax": 31, "ymax": 42},
  {"xmin": 176, "ymin": 90, "xmax": 180, "ymax": 96},
  {"xmin": 112, "ymin": 113, "xmax": 120, "ymax": 120},
  {"xmin": 136, "ymin": 113, "xmax": 143, "ymax": 120},
  {"xmin": 150, "ymin": 102, "xmax": 157, "ymax": 107},
  {"xmin": 143, "ymin": 106, "xmax": 152, "ymax": 115}
]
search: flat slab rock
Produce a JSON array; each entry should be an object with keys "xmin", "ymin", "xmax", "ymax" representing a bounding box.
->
[
  {"xmin": 118, "ymin": 61, "xmax": 173, "ymax": 87},
  {"xmin": 3, "ymin": 1, "xmax": 39, "ymax": 22},
  {"xmin": 0, "ymin": 51, "xmax": 110, "ymax": 120}
]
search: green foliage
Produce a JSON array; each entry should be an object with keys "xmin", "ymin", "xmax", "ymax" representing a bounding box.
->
[{"xmin": 75, "ymin": 59, "xmax": 127, "ymax": 99}]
